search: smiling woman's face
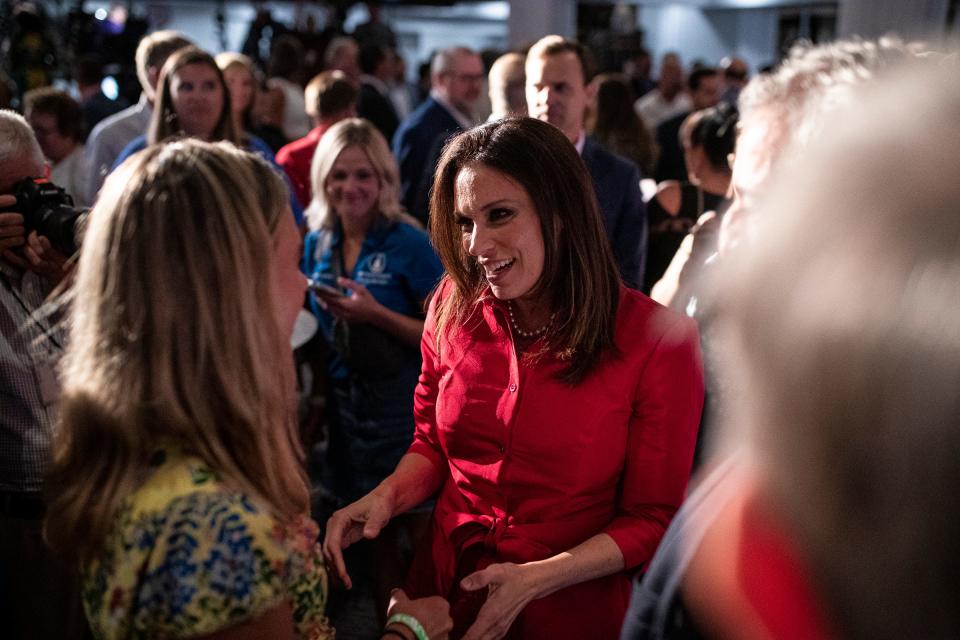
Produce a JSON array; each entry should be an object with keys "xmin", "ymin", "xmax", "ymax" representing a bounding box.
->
[
  {"xmin": 170, "ymin": 63, "xmax": 224, "ymax": 140},
  {"xmin": 454, "ymin": 162, "xmax": 545, "ymax": 303}
]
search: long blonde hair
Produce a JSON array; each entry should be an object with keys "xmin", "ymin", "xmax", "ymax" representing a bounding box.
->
[
  {"xmin": 305, "ymin": 117, "xmax": 417, "ymax": 232},
  {"xmin": 46, "ymin": 140, "xmax": 309, "ymax": 561}
]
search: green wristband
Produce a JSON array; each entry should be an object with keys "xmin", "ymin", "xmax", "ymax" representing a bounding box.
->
[{"xmin": 386, "ymin": 613, "xmax": 429, "ymax": 640}]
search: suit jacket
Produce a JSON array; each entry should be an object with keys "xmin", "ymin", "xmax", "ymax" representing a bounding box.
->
[
  {"xmin": 582, "ymin": 136, "xmax": 647, "ymax": 289},
  {"xmin": 392, "ymin": 96, "xmax": 463, "ymax": 223},
  {"xmin": 357, "ymin": 80, "xmax": 400, "ymax": 143}
]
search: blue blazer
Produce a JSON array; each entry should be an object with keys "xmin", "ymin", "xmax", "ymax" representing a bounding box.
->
[
  {"xmin": 582, "ymin": 136, "xmax": 647, "ymax": 290},
  {"xmin": 392, "ymin": 96, "xmax": 463, "ymax": 223}
]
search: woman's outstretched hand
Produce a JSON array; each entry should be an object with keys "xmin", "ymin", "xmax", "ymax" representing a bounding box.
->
[
  {"xmin": 322, "ymin": 487, "xmax": 395, "ymax": 589},
  {"xmin": 459, "ymin": 562, "xmax": 541, "ymax": 640}
]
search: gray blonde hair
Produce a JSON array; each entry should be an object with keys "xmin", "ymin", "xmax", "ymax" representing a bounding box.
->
[
  {"xmin": 0, "ymin": 109, "xmax": 44, "ymax": 170},
  {"xmin": 46, "ymin": 140, "xmax": 308, "ymax": 560},
  {"xmin": 717, "ymin": 58, "xmax": 960, "ymax": 640},
  {"xmin": 306, "ymin": 117, "xmax": 417, "ymax": 231}
]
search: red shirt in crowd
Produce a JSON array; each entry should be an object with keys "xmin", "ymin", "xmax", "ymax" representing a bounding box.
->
[
  {"xmin": 275, "ymin": 124, "xmax": 330, "ymax": 208},
  {"xmin": 406, "ymin": 283, "xmax": 705, "ymax": 638}
]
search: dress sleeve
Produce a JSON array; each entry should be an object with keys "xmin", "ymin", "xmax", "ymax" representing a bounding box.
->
[
  {"xmin": 602, "ymin": 314, "xmax": 704, "ymax": 569},
  {"xmin": 407, "ymin": 278, "xmax": 449, "ymax": 474},
  {"xmin": 137, "ymin": 491, "xmax": 332, "ymax": 639}
]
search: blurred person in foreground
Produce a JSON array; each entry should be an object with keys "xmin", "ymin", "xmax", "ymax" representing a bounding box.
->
[
  {"xmin": 324, "ymin": 117, "xmax": 704, "ymax": 639},
  {"xmin": 44, "ymin": 139, "xmax": 452, "ymax": 640},
  {"xmin": 619, "ymin": 36, "xmax": 932, "ymax": 640},
  {"xmin": 687, "ymin": 55, "xmax": 960, "ymax": 640}
]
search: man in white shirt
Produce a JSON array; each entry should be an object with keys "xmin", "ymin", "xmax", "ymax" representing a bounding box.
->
[
  {"xmin": 635, "ymin": 53, "xmax": 691, "ymax": 129},
  {"xmin": 81, "ymin": 30, "xmax": 193, "ymax": 205}
]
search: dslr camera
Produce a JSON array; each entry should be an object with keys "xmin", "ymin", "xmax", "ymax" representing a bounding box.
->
[{"xmin": 0, "ymin": 177, "xmax": 86, "ymax": 255}]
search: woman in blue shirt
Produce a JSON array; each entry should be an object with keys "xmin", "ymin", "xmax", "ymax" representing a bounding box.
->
[{"xmin": 301, "ymin": 117, "xmax": 443, "ymax": 621}]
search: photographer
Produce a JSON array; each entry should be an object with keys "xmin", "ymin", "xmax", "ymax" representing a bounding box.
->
[{"xmin": 0, "ymin": 110, "xmax": 87, "ymax": 639}]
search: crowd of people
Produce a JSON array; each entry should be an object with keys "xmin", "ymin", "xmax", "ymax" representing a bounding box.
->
[{"xmin": 1, "ymin": 9, "xmax": 958, "ymax": 640}]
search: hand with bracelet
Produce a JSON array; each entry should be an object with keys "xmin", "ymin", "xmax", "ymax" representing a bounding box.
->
[{"xmin": 380, "ymin": 588, "xmax": 452, "ymax": 640}]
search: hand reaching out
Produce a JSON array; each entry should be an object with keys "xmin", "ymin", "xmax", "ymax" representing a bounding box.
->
[
  {"xmin": 460, "ymin": 563, "xmax": 541, "ymax": 640},
  {"xmin": 322, "ymin": 488, "xmax": 395, "ymax": 589}
]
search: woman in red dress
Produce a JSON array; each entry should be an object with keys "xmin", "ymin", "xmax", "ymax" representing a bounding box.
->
[{"xmin": 324, "ymin": 117, "xmax": 704, "ymax": 639}]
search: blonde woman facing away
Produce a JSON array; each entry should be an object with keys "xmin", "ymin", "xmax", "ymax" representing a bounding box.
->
[{"xmin": 44, "ymin": 140, "xmax": 450, "ymax": 640}]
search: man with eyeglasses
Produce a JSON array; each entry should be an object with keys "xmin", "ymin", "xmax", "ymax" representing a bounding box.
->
[{"xmin": 393, "ymin": 46, "xmax": 484, "ymax": 224}]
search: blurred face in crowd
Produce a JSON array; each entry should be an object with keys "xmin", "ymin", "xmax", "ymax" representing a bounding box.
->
[
  {"xmin": 26, "ymin": 111, "xmax": 76, "ymax": 163},
  {"xmin": 170, "ymin": 62, "xmax": 224, "ymax": 140},
  {"xmin": 223, "ymin": 64, "xmax": 256, "ymax": 116},
  {"xmin": 271, "ymin": 209, "xmax": 307, "ymax": 339},
  {"xmin": 437, "ymin": 52, "xmax": 484, "ymax": 112},
  {"xmin": 455, "ymin": 163, "xmax": 545, "ymax": 307},
  {"xmin": 526, "ymin": 51, "xmax": 593, "ymax": 144},
  {"xmin": 659, "ymin": 57, "xmax": 685, "ymax": 97},
  {"xmin": 721, "ymin": 109, "xmax": 784, "ymax": 254},
  {"xmin": 691, "ymin": 74, "xmax": 721, "ymax": 110},
  {"xmin": 325, "ymin": 145, "xmax": 381, "ymax": 224},
  {"xmin": 328, "ymin": 41, "xmax": 361, "ymax": 82}
]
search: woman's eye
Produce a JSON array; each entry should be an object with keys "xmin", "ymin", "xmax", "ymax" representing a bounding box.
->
[
  {"xmin": 489, "ymin": 208, "xmax": 513, "ymax": 223},
  {"xmin": 355, "ymin": 170, "xmax": 374, "ymax": 181},
  {"xmin": 455, "ymin": 217, "xmax": 474, "ymax": 231},
  {"xmin": 331, "ymin": 171, "xmax": 348, "ymax": 181}
]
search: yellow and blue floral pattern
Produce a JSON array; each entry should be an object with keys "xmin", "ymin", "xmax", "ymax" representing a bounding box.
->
[{"xmin": 82, "ymin": 450, "xmax": 333, "ymax": 639}]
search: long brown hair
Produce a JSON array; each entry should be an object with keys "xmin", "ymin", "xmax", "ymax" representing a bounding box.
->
[
  {"xmin": 45, "ymin": 140, "xmax": 308, "ymax": 561},
  {"xmin": 429, "ymin": 117, "xmax": 620, "ymax": 384},
  {"xmin": 148, "ymin": 46, "xmax": 239, "ymax": 146}
]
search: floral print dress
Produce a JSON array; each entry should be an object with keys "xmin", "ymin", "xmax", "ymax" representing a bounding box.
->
[{"xmin": 82, "ymin": 450, "xmax": 333, "ymax": 639}]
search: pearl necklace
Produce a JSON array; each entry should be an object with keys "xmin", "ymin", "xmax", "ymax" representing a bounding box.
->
[{"xmin": 507, "ymin": 301, "xmax": 555, "ymax": 339}]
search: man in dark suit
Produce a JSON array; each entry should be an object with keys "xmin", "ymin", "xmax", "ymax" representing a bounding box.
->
[
  {"xmin": 357, "ymin": 43, "xmax": 400, "ymax": 142},
  {"xmin": 526, "ymin": 35, "xmax": 646, "ymax": 289},
  {"xmin": 392, "ymin": 46, "xmax": 483, "ymax": 223}
]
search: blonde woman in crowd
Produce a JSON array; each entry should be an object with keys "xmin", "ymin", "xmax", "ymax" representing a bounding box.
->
[
  {"xmin": 44, "ymin": 140, "xmax": 450, "ymax": 640},
  {"xmin": 302, "ymin": 118, "xmax": 443, "ymax": 624}
]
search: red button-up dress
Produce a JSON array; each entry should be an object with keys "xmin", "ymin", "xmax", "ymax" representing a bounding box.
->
[{"xmin": 406, "ymin": 283, "xmax": 704, "ymax": 638}]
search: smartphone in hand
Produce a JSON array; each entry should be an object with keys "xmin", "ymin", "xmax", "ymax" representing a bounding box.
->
[{"xmin": 308, "ymin": 279, "xmax": 344, "ymax": 298}]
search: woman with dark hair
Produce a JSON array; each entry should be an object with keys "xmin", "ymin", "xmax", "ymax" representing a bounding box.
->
[
  {"xmin": 111, "ymin": 46, "xmax": 305, "ymax": 223},
  {"xmin": 323, "ymin": 117, "xmax": 704, "ymax": 639},
  {"xmin": 589, "ymin": 72, "xmax": 659, "ymax": 176},
  {"xmin": 647, "ymin": 103, "xmax": 737, "ymax": 297}
]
